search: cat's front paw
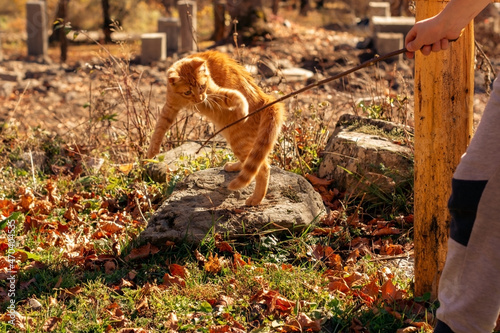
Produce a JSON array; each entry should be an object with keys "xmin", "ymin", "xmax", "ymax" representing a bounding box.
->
[
  {"xmin": 234, "ymin": 99, "xmax": 249, "ymax": 120},
  {"xmin": 224, "ymin": 162, "xmax": 242, "ymax": 172}
]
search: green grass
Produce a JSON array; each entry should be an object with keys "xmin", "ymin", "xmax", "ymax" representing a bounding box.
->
[{"xmin": 0, "ymin": 126, "xmax": 433, "ymax": 332}]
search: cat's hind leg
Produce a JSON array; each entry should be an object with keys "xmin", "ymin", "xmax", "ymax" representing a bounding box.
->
[{"xmin": 244, "ymin": 163, "xmax": 270, "ymax": 206}]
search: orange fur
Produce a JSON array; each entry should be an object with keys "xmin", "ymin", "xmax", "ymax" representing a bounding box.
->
[{"xmin": 147, "ymin": 51, "xmax": 284, "ymax": 206}]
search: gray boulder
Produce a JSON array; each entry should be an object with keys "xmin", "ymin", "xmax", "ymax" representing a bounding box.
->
[
  {"xmin": 140, "ymin": 167, "xmax": 325, "ymax": 245},
  {"xmin": 318, "ymin": 114, "xmax": 413, "ymax": 197}
]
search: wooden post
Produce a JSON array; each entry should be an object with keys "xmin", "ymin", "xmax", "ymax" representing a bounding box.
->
[{"xmin": 413, "ymin": 0, "xmax": 474, "ymax": 298}]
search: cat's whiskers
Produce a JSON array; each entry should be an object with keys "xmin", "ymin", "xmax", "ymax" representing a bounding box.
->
[{"xmin": 206, "ymin": 96, "xmax": 223, "ymax": 111}]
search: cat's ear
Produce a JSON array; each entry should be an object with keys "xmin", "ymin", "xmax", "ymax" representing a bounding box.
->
[
  {"xmin": 167, "ymin": 69, "xmax": 180, "ymax": 85},
  {"xmin": 191, "ymin": 58, "xmax": 206, "ymax": 71}
]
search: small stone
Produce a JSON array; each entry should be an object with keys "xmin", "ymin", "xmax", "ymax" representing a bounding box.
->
[{"xmin": 28, "ymin": 298, "xmax": 43, "ymax": 311}]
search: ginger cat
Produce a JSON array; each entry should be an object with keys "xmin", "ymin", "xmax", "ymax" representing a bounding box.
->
[{"xmin": 147, "ymin": 51, "xmax": 284, "ymax": 206}]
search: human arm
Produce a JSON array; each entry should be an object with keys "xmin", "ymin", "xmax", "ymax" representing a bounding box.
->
[{"xmin": 405, "ymin": 0, "xmax": 493, "ymax": 58}]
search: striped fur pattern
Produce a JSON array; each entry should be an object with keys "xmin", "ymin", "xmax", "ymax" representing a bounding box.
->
[{"xmin": 147, "ymin": 51, "xmax": 284, "ymax": 206}]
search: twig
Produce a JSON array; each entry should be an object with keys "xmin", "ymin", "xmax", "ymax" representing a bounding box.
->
[
  {"xmin": 196, "ymin": 48, "xmax": 407, "ymax": 154},
  {"xmin": 369, "ymin": 250, "xmax": 415, "ymax": 262}
]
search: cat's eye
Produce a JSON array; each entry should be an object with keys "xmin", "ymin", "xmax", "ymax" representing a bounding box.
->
[{"xmin": 184, "ymin": 90, "xmax": 192, "ymax": 96}]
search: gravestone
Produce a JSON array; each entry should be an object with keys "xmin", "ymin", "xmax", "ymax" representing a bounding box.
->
[
  {"xmin": 158, "ymin": 17, "xmax": 180, "ymax": 53},
  {"xmin": 375, "ymin": 32, "xmax": 403, "ymax": 61},
  {"xmin": 26, "ymin": 1, "xmax": 48, "ymax": 57},
  {"xmin": 141, "ymin": 33, "xmax": 166, "ymax": 65},
  {"xmin": 178, "ymin": 1, "xmax": 197, "ymax": 53},
  {"xmin": 368, "ymin": 2, "xmax": 391, "ymax": 19}
]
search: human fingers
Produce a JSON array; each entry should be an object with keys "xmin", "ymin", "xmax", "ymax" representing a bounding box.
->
[
  {"xmin": 440, "ymin": 38, "xmax": 449, "ymax": 50},
  {"xmin": 420, "ymin": 44, "xmax": 432, "ymax": 56},
  {"xmin": 404, "ymin": 28, "xmax": 419, "ymax": 52},
  {"xmin": 431, "ymin": 41, "xmax": 443, "ymax": 52}
]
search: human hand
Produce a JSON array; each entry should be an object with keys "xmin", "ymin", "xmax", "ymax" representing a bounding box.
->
[{"xmin": 405, "ymin": 15, "xmax": 462, "ymax": 59}]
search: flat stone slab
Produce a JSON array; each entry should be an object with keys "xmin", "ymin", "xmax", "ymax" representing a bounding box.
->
[
  {"xmin": 140, "ymin": 167, "xmax": 325, "ymax": 245},
  {"xmin": 371, "ymin": 16, "xmax": 415, "ymax": 35}
]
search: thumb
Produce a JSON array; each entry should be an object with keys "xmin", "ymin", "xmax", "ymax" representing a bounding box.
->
[{"xmin": 406, "ymin": 40, "xmax": 419, "ymax": 52}]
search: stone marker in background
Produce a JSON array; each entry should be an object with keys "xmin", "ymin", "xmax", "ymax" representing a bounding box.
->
[
  {"xmin": 141, "ymin": 33, "xmax": 166, "ymax": 65},
  {"xmin": 26, "ymin": 1, "xmax": 48, "ymax": 57},
  {"xmin": 178, "ymin": 1, "xmax": 197, "ymax": 53},
  {"xmin": 158, "ymin": 17, "xmax": 180, "ymax": 54},
  {"xmin": 368, "ymin": 2, "xmax": 391, "ymax": 19}
]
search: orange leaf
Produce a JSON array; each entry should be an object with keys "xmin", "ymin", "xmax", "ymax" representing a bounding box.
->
[
  {"xmin": 43, "ymin": 317, "xmax": 62, "ymax": 332},
  {"xmin": 204, "ymin": 253, "xmax": 222, "ymax": 274},
  {"xmin": 381, "ymin": 280, "xmax": 398, "ymax": 301},
  {"xmin": 209, "ymin": 325, "xmax": 230, "ymax": 333},
  {"xmin": 327, "ymin": 278, "xmax": 350, "ymax": 293},
  {"xmin": 216, "ymin": 241, "xmax": 234, "ymax": 253},
  {"xmin": 233, "ymin": 252, "xmax": 247, "ymax": 268},
  {"xmin": 310, "ymin": 226, "xmax": 342, "ymax": 236},
  {"xmin": 380, "ymin": 243, "xmax": 404, "ymax": 256},
  {"xmin": 344, "ymin": 272, "xmax": 364, "ymax": 287},
  {"xmin": 346, "ymin": 249, "xmax": 360, "ymax": 265},
  {"xmin": 311, "ymin": 244, "xmax": 324, "ymax": 261},
  {"xmin": 101, "ymin": 222, "xmax": 124, "ymax": 235},
  {"xmin": 305, "ymin": 174, "xmax": 334, "ymax": 187},
  {"xmin": 320, "ymin": 210, "xmax": 342, "ymax": 226},
  {"xmin": 285, "ymin": 312, "xmax": 321, "ymax": 332},
  {"xmin": 169, "ymin": 264, "xmax": 187, "ymax": 278},
  {"xmin": 324, "ymin": 247, "xmax": 342, "ymax": 270},
  {"xmin": 372, "ymin": 227, "xmax": 401, "ymax": 236},
  {"xmin": 162, "ymin": 273, "xmax": 186, "ymax": 288},
  {"xmin": 125, "ymin": 243, "xmax": 158, "ymax": 261},
  {"xmin": 361, "ymin": 276, "xmax": 380, "ymax": 299}
]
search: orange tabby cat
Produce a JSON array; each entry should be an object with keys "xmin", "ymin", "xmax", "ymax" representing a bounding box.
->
[{"xmin": 147, "ymin": 50, "xmax": 284, "ymax": 206}]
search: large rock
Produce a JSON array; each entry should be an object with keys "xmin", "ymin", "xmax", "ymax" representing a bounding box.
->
[
  {"xmin": 318, "ymin": 114, "xmax": 413, "ymax": 196},
  {"xmin": 140, "ymin": 167, "xmax": 325, "ymax": 245}
]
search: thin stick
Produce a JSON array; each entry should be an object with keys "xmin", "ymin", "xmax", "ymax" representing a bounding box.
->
[{"xmin": 196, "ymin": 48, "xmax": 407, "ymax": 154}]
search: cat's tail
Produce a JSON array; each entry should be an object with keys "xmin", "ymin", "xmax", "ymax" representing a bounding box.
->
[{"xmin": 228, "ymin": 102, "xmax": 284, "ymax": 190}]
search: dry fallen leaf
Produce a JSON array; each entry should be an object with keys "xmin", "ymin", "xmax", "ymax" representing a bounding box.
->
[
  {"xmin": 165, "ymin": 312, "xmax": 178, "ymax": 331},
  {"xmin": 327, "ymin": 278, "xmax": 350, "ymax": 293},
  {"xmin": 372, "ymin": 227, "xmax": 401, "ymax": 236},
  {"xmin": 284, "ymin": 312, "xmax": 321, "ymax": 332},
  {"xmin": 125, "ymin": 243, "xmax": 159, "ymax": 261},
  {"xmin": 42, "ymin": 317, "xmax": 62, "ymax": 332},
  {"xmin": 104, "ymin": 261, "xmax": 117, "ymax": 275},
  {"xmin": 163, "ymin": 273, "xmax": 186, "ymax": 288},
  {"xmin": 169, "ymin": 264, "xmax": 188, "ymax": 279},
  {"xmin": 204, "ymin": 253, "xmax": 222, "ymax": 274}
]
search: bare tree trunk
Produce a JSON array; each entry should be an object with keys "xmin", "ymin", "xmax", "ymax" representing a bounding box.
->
[
  {"xmin": 50, "ymin": 0, "xmax": 69, "ymax": 62},
  {"xmin": 299, "ymin": 0, "xmax": 310, "ymax": 16},
  {"xmin": 212, "ymin": 0, "xmax": 226, "ymax": 42},
  {"xmin": 101, "ymin": 0, "xmax": 112, "ymax": 43},
  {"xmin": 227, "ymin": 0, "xmax": 271, "ymax": 44},
  {"xmin": 272, "ymin": 0, "xmax": 280, "ymax": 15},
  {"xmin": 59, "ymin": 0, "xmax": 68, "ymax": 62}
]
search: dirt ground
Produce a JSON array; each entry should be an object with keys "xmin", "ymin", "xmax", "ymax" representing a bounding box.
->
[{"xmin": 1, "ymin": 4, "xmax": 499, "ymax": 160}]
